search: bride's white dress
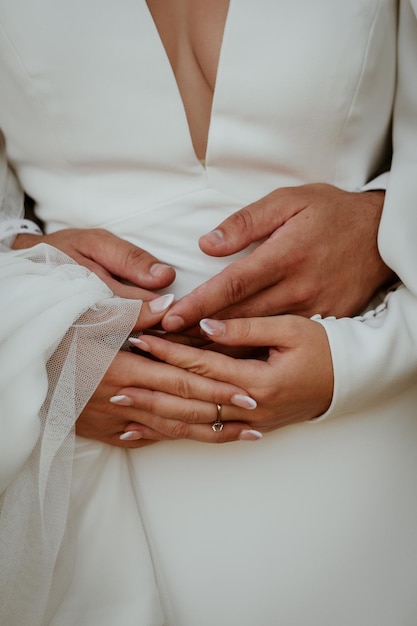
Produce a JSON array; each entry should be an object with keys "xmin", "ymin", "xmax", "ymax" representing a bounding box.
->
[{"xmin": 1, "ymin": 1, "xmax": 417, "ymax": 624}]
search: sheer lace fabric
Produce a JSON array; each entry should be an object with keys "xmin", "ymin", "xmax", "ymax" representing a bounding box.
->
[{"xmin": 0, "ymin": 137, "xmax": 142, "ymax": 625}]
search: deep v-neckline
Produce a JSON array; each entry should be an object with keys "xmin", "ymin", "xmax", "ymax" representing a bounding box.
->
[{"xmin": 143, "ymin": 0, "xmax": 232, "ymax": 168}]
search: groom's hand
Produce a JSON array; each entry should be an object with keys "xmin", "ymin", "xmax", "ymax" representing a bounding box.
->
[
  {"xmin": 162, "ymin": 183, "xmax": 395, "ymax": 331},
  {"xmin": 13, "ymin": 227, "xmax": 176, "ymax": 299}
]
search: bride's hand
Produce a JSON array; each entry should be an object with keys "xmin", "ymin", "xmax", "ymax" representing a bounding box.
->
[
  {"xmin": 76, "ymin": 351, "xmax": 256, "ymax": 447},
  {"xmin": 76, "ymin": 299, "xmax": 257, "ymax": 447},
  {"xmin": 115, "ymin": 315, "xmax": 334, "ymax": 439}
]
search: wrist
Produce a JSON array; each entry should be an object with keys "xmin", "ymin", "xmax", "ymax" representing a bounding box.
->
[
  {"xmin": 12, "ymin": 232, "xmax": 44, "ymax": 250},
  {"xmin": 1, "ymin": 218, "xmax": 43, "ymax": 248}
]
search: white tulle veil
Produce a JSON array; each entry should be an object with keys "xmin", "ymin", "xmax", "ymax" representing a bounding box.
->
[{"xmin": 0, "ymin": 135, "xmax": 142, "ymax": 624}]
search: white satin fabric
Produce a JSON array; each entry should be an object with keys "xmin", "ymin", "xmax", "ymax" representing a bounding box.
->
[{"xmin": 1, "ymin": 1, "xmax": 417, "ymax": 624}]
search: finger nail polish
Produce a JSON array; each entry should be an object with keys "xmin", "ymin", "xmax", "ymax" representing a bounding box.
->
[
  {"xmin": 238, "ymin": 430, "xmax": 263, "ymax": 441},
  {"xmin": 231, "ymin": 394, "xmax": 257, "ymax": 410},
  {"xmin": 128, "ymin": 337, "xmax": 151, "ymax": 352},
  {"xmin": 110, "ymin": 395, "xmax": 134, "ymax": 406},
  {"xmin": 149, "ymin": 293, "xmax": 174, "ymax": 313},
  {"xmin": 149, "ymin": 263, "xmax": 174, "ymax": 277},
  {"xmin": 199, "ymin": 318, "xmax": 226, "ymax": 336},
  {"xmin": 119, "ymin": 431, "xmax": 143, "ymax": 441},
  {"xmin": 203, "ymin": 229, "xmax": 224, "ymax": 245}
]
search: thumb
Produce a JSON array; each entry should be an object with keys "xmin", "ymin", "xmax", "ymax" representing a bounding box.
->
[
  {"xmin": 85, "ymin": 229, "xmax": 176, "ymax": 289},
  {"xmin": 199, "ymin": 190, "xmax": 291, "ymax": 257}
]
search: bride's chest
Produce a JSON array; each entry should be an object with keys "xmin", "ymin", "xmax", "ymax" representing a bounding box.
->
[
  {"xmin": 0, "ymin": 0, "xmax": 395, "ymax": 172},
  {"xmin": 145, "ymin": 0, "xmax": 229, "ymax": 91}
]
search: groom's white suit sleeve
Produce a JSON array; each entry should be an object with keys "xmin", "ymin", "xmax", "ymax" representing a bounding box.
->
[{"xmin": 316, "ymin": 0, "xmax": 417, "ymax": 420}]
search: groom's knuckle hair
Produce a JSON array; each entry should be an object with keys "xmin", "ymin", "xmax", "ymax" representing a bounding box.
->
[
  {"xmin": 225, "ymin": 273, "xmax": 247, "ymax": 304},
  {"xmin": 230, "ymin": 207, "xmax": 253, "ymax": 234},
  {"xmin": 126, "ymin": 247, "xmax": 147, "ymax": 265},
  {"xmin": 187, "ymin": 296, "xmax": 207, "ymax": 321}
]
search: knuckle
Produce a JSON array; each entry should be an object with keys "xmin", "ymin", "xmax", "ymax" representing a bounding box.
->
[
  {"xmin": 234, "ymin": 318, "xmax": 254, "ymax": 342},
  {"xmin": 254, "ymin": 387, "xmax": 273, "ymax": 408},
  {"xmin": 170, "ymin": 421, "xmax": 190, "ymax": 440},
  {"xmin": 224, "ymin": 273, "xmax": 248, "ymax": 304},
  {"xmin": 125, "ymin": 245, "xmax": 150, "ymax": 267},
  {"xmin": 173, "ymin": 376, "xmax": 191, "ymax": 399},
  {"xmin": 291, "ymin": 283, "xmax": 317, "ymax": 309},
  {"xmin": 264, "ymin": 187, "xmax": 284, "ymax": 209},
  {"xmin": 283, "ymin": 245, "xmax": 305, "ymax": 268},
  {"xmin": 214, "ymin": 432, "xmax": 233, "ymax": 444},
  {"xmin": 231, "ymin": 208, "xmax": 254, "ymax": 233},
  {"xmin": 180, "ymin": 292, "xmax": 208, "ymax": 322},
  {"xmin": 92, "ymin": 227, "xmax": 110, "ymax": 238},
  {"xmin": 88, "ymin": 228, "xmax": 111, "ymax": 244},
  {"xmin": 181, "ymin": 406, "xmax": 202, "ymax": 424}
]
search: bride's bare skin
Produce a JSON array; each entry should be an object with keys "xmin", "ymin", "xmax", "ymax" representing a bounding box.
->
[{"xmin": 146, "ymin": 0, "xmax": 229, "ymax": 161}]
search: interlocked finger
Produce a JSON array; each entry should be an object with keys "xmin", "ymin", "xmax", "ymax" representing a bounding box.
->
[
  {"xmin": 110, "ymin": 388, "xmax": 259, "ymax": 443},
  {"xmin": 112, "ymin": 387, "xmax": 247, "ymax": 425}
]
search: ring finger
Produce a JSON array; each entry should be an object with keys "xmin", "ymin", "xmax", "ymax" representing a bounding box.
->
[{"xmin": 111, "ymin": 389, "xmax": 261, "ymax": 443}]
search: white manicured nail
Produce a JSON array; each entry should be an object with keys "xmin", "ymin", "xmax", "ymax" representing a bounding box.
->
[
  {"xmin": 231, "ymin": 394, "xmax": 257, "ymax": 410},
  {"xmin": 149, "ymin": 293, "xmax": 174, "ymax": 313},
  {"xmin": 238, "ymin": 430, "xmax": 263, "ymax": 441},
  {"xmin": 110, "ymin": 395, "xmax": 133, "ymax": 406},
  {"xmin": 128, "ymin": 337, "xmax": 151, "ymax": 352},
  {"xmin": 199, "ymin": 318, "xmax": 226, "ymax": 336},
  {"xmin": 119, "ymin": 431, "xmax": 143, "ymax": 441}
]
